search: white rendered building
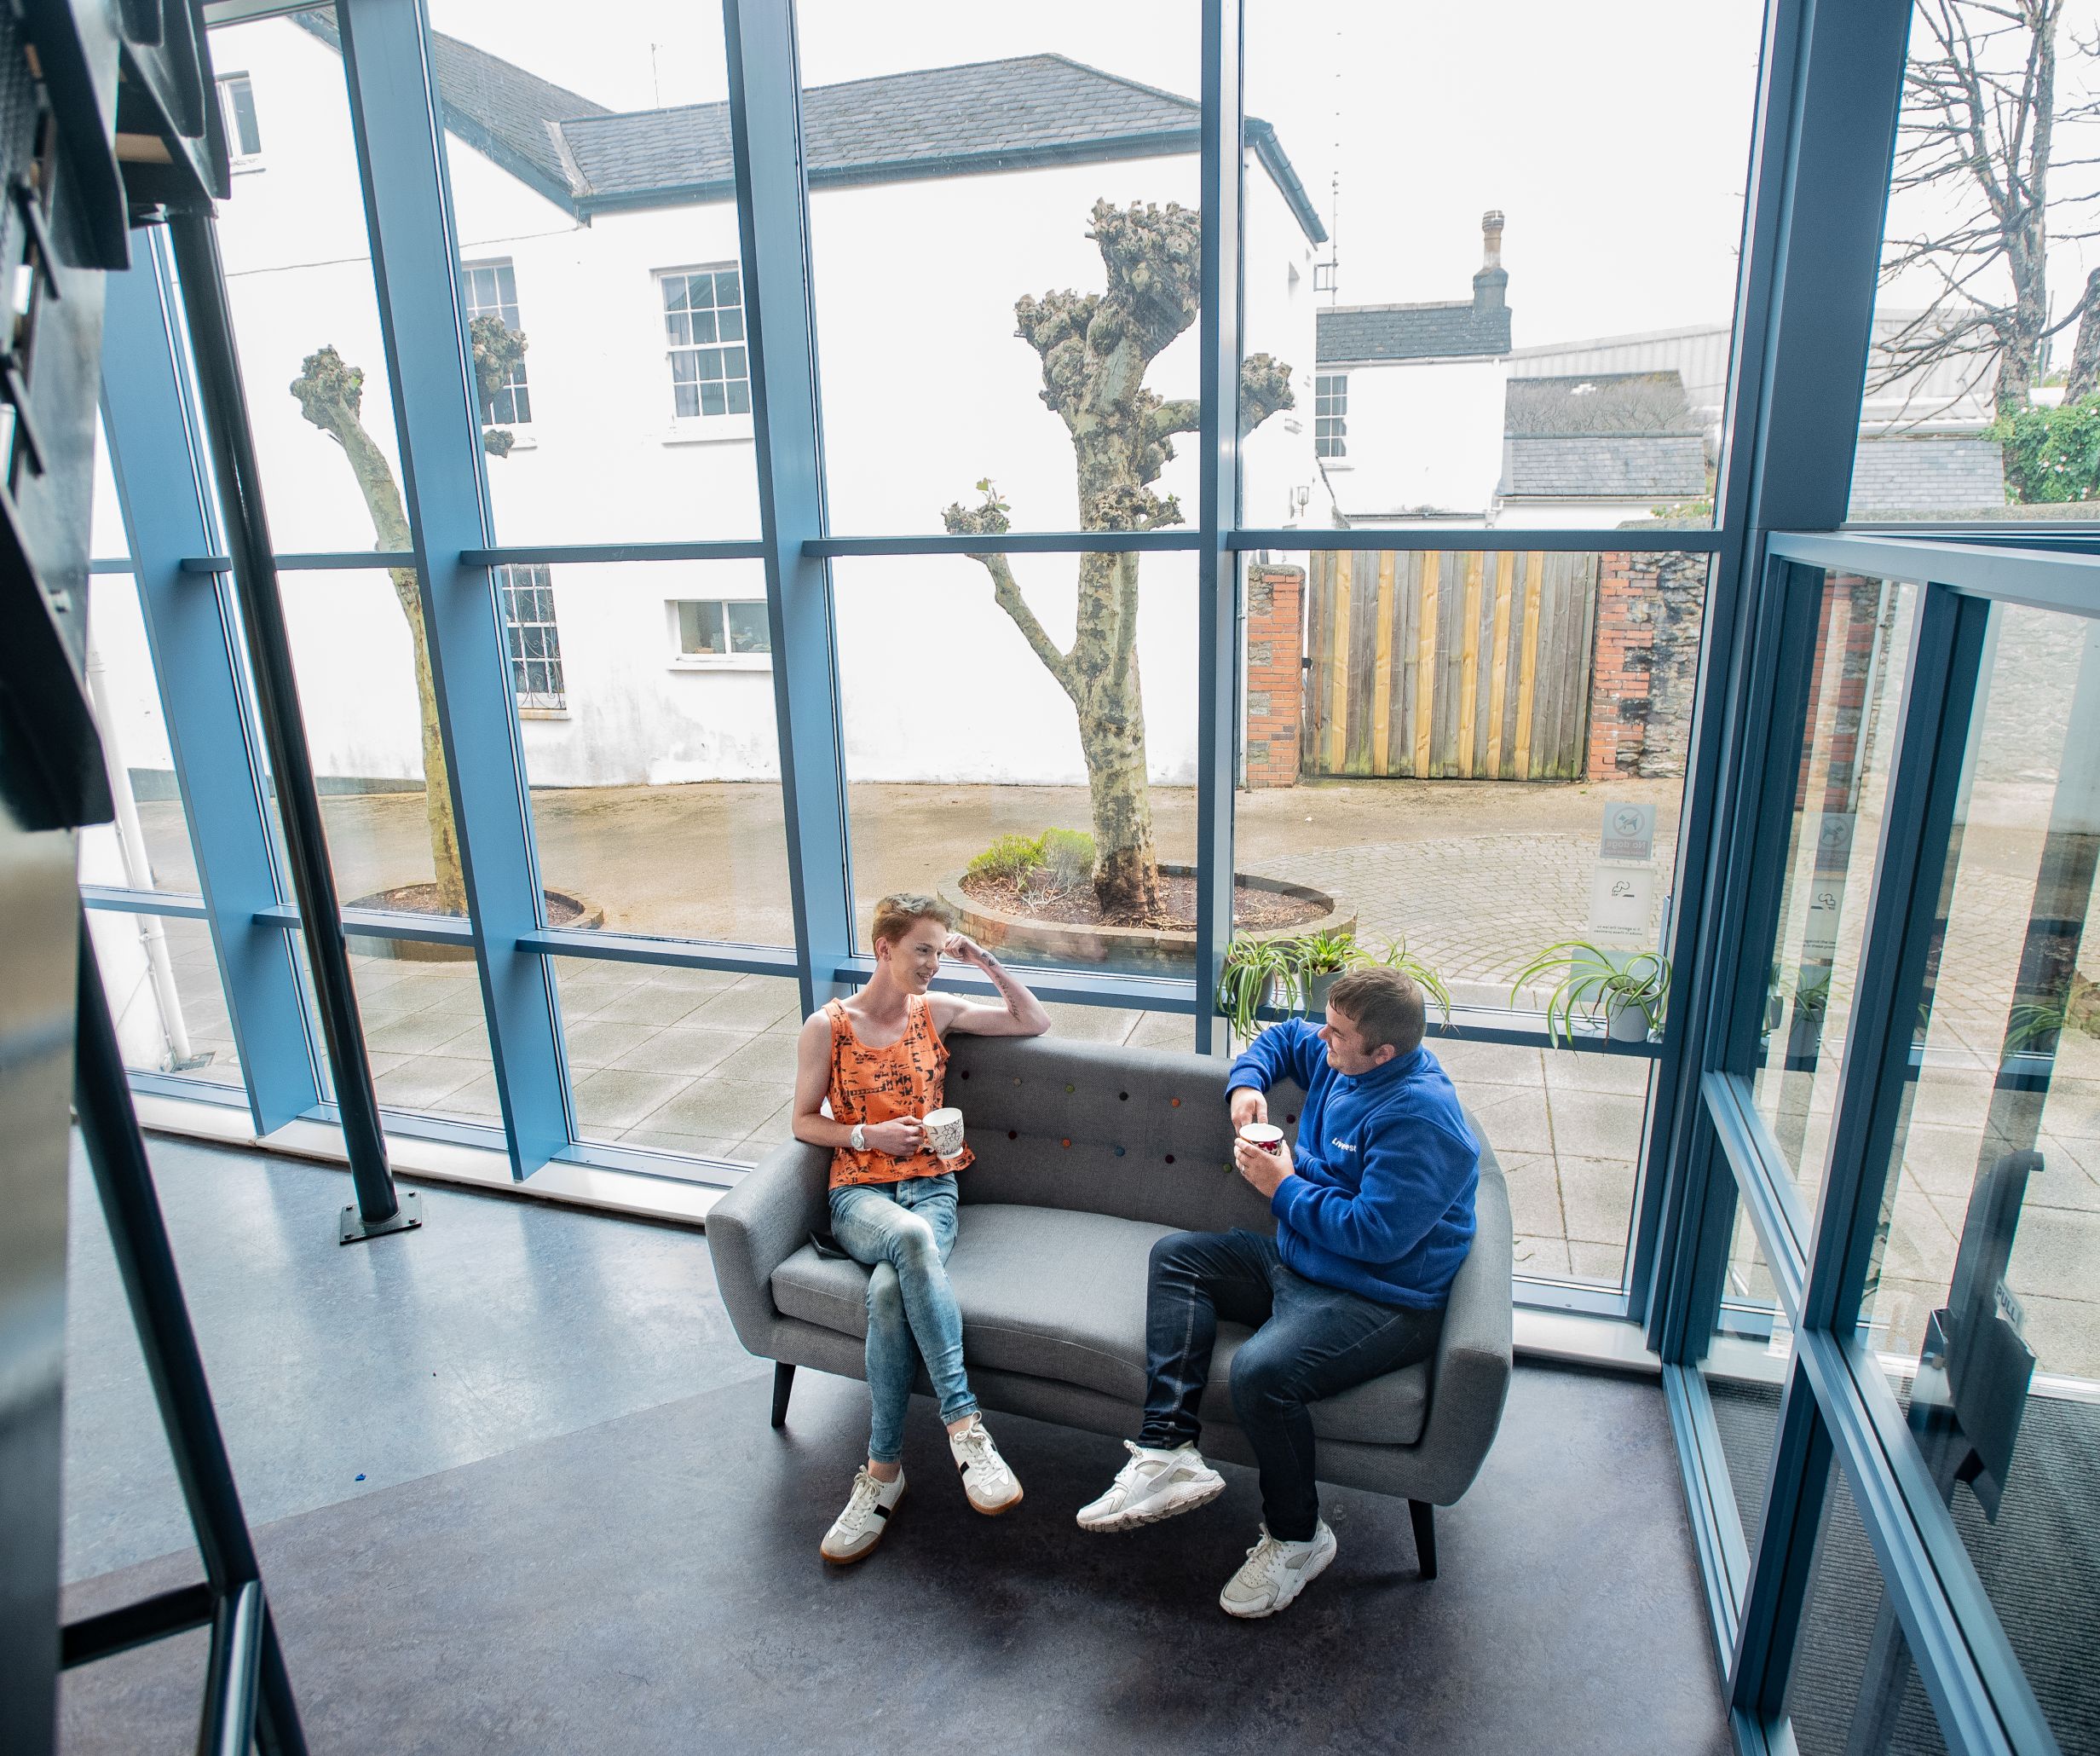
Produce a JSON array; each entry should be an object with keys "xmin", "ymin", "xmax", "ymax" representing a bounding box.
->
[{"xmin": 97, "ymin": 16, "xmax": 1325, "ymax": 798}]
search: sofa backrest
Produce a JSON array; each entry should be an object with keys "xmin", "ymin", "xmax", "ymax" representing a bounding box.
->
[{"xmin": 944, "ymin": 1032, "xmax": 1312, "ymax": 1234}]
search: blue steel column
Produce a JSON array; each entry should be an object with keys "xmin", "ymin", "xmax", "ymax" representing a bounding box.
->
[
  {"xmin": 724, "ymin": 0, "xmax": 855, "ymax": 1016},
  {"xmin": 100, "ymin": 234, "xmax": 319, "ymax": 1133},
  {"xmin": 1648, "ymin": 0, "xmax": 1915, "ymax": 1357},
  {"xmin": 335, "ymin": 0, "xmax": 568, "ymax": 1174},
  {"xmin": 1191, "ymin": 0, "xmax": 1243, "ymax": 1056}
]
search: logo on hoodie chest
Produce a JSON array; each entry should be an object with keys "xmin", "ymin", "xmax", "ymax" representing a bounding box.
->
[{"xmin": 1330, "ymin": 1138, "xmax": 1357, "ymax": 1155}]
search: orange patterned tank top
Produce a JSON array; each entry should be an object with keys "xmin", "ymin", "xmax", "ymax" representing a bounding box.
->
[{"xmin": 825, "ymin": 993, "xmax": 976, "ymax": 1189}]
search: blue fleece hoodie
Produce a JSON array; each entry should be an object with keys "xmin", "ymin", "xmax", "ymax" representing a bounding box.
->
[{"xmin": 1227, "ymin": 1020, "xmax": 1479, "ymax": 1308}]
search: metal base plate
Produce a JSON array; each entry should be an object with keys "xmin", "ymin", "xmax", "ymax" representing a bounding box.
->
[{"xmin": 338, "ymin": 1188, "xmax": 423, "ymax": 1245}]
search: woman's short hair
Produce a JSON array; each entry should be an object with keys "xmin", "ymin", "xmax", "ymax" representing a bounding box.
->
[
  {"xmin": 870, "ymin": 892, "xmax": 955, "ymax": 949},
  {"xmin": 1327, "ymin": 967, "xmax": 1427, "ymax": 1058}
]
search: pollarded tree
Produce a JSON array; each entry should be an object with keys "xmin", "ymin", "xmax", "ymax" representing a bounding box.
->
[
  {"xmin": 291, "ymin": 316, "xmax": 528, "ymax": 915},
  {"xmin": 944, "ymin": 199, "xmax": 1294, "ymax": 921},
  {"xmin": 1878, "ymin": 0, "xmax": 2100, "ymax": 422}
]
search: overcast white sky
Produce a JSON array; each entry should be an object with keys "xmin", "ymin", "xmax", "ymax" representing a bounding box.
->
[{"xmin": 424, "ymin": 0, "xmax": 2100, "ymax": 358}]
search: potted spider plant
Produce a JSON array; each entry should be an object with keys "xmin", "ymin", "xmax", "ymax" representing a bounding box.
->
[
  {"xmin": 1216, "ymin": 933, "xmax": 1294, "ymax": 1044},
  {"xmin": 1287, "ymin": 927, "xmax": 1367, "ymax": 1014},
  {"xmin": 1509, "ymin": 940, "xmax": 1670, "ymax": 1046},
  {"xmin": 1373, "ymin": 936, "xmax": 1454, "ymax": 1030},
  {"xmin": 1787, "ymin": 971, "xmax": 1830, "ymax": 1060}
]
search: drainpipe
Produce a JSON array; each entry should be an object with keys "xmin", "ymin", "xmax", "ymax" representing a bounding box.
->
[{"xmin": 85, "ymin": 641, "xmax": 200, "ymax": 1070}]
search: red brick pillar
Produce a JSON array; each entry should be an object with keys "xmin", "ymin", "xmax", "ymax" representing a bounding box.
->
[
  {"xmin": 1586, "ymin": 552, "xmax": 1655, "ymax": 781},
  {"xmin": 1243, "ymin": 564, "xmax": 1304, "ymax": 788}
]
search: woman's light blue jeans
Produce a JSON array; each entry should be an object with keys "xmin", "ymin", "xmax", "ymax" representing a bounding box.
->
[{"xmin": 828, "ymin": 1171, "xmax": 976, "ymax": 1465}]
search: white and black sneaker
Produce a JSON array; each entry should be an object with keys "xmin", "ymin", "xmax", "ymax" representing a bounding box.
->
[
  {"xmin": 1076, "ymin": 1441, "xmax": 1226, "ymax": 1533},
  {"xmin": 820, "ymin": 1467, "xmax": 906, "ymax": 1564},
  {"xmin": 948, "ymin": 1416, "xmax": 1024, "ymax": 1515},
  {"xmin": 1218, "ymin": 1521, "xmax": 1337, "ymax": 1618}
]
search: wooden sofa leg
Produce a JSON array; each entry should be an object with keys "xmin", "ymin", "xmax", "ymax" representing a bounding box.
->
[
  {"xmin": 1409, "ymin": 1499, "xmax": 1438, "ymax": 1580},
  {"xmin": 770, "ymin": 1361, "xmax": 795, "ymax": 1430}
]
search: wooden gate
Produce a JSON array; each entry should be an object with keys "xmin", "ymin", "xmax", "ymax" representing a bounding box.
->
[{"xmin": 1302, "ymin": 549, "xmax": 1599, "ymax": 780}]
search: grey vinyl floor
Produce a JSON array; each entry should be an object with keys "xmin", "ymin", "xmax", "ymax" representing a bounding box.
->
[{"xmin": 57, "ymin": 1135, "xmax": 1729, "ymax": 1755}]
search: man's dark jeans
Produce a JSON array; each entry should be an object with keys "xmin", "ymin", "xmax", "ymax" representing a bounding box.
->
[{"xmin": 1137, "ymin": 1227, "xmax": 1444, "ymax": 1541}]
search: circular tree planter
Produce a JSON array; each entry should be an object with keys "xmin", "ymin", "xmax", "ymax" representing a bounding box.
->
[
  {"xmin": 940, "ymin": 864, "xmax": 1353, "ymax": 981},
  {"xmin": 343, "ymin": 884, "xmax": 604, "ymax": 963}
]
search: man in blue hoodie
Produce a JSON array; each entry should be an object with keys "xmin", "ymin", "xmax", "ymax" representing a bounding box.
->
[{"xmin": 1076, "ymin": 967, "xmax": 1479, "ymax": 1618}]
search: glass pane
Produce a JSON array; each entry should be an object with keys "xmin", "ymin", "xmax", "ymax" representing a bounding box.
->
[
  {"xmin": 725, "ymin": 601, "xmax": 770, "ymax": 655},
  {"xmin": 1700, "ymin": 1197, "xmax": 1791, "ymax": 1552},
  {"xmin": 1249, "ymin": 1, "xmax": 1764, "ymax": 534},
  {"xmin": 1785, "ymin": 1457, "xmax": 1952, "ymax": 1756},
  {"xmin": 86, "ymin": 911, "xmax": 244, "ymax": 1089},
  {"xmin": 834, "ymin": 552, "xmax": 1198, "ymax": 975},
  {"xmin": 81, "ymin": 574, "xmax": 203, "ymax": 897},
  {"xmin": 1434, "ymin": 1037, "xmax": 1652, "ymax": 1288},
  {"xmin": 438, "ymin": 3, "xmax": 760, "ymax": 542},
  {"xmin": 799, "ymin": 1, "xmax": 1207, "ymax": 535},
  {"xmin": 279, "ymin": 569, "xmax": 461, "ymax": 916},
  {"xmin": 520, "ymin": 563, "xmax": 793, "ymax": 944},
  {"xmin": 1751, "ymin": 575, "xmax": 1916, "ymax": 1212},
  {"xmin": 1238, "ymin": 546, "xmax": 1710, "ymax": 1278},
  {"xmin": 555, "ymin": 960, "xmax": 800, "ymax": 1163},
  {"xmin": 206, "ymin": 8, "xmax": 412, "ymax": 555},
  {"xmin": 1855, "ymin": 603, "xmax": 2100, "ymax": 1753},
  {"xmin": 1856, "ymin": 3, "xmax": 2100, "ymax": 526},
  {"xmin": 307, "ymin": 937, "xmax": 501, "ymax": 1127}
]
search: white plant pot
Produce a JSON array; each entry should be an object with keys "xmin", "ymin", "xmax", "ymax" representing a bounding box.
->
[{"xmin": 1606, "ymin": 996, "xmax": 1653, "ymax": 1043}]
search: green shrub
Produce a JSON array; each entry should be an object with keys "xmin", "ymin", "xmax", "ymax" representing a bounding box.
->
[
  {"xmin": 1037, "ymin": 828, "xmax": 1097, "ymax": 892},
  {"xmin": 966, "ymin": 833, "xmax": 1045, "ymax": 885},
  {"xmin": 1994, "ymin": 397, "xmax": 2100, "ymax": 503}
]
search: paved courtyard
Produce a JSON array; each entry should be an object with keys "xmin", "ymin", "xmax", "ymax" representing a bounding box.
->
[{"xmin": 101, "ymin": 767, "xmax": 2097, "ymax": 1331}]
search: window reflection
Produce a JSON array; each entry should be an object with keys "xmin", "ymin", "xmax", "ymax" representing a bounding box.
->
[
  {"xmin": 1751, "ymin": 575, "xmax": 1914, "ymax": 1210},
  {"xmin": 1699, "ymin": 1200, "xmax": 1790, "ymax": 1554},
  {"xmin": 1857, "ymin": 604, "xmax": 2100, "ymax": 1754},
  {"xmin": 1785, "ymin": 1457, "xmax": 1951, "ymax": 1756}
]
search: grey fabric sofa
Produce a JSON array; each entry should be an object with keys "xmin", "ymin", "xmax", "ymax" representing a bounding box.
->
[{"xmin": 704, "ymin": 1031, "xmax": 1513, "ymax": 1577}]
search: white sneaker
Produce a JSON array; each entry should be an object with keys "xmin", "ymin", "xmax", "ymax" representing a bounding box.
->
[
  {"xmin": 1219, "ymin": 1522, "xmax": 1338, "ymax": 1618},
  {"xmin": 949, "ymin": 1416, "xmax": 1024, "ymax": 1514},
  {"xmin": 1076, "ymin": 1441, "xmax": 1227, "ymax": 1533},
  {"xmin": 819, "ymin": 1467, "xmax": 906, "ymax": 1563}
]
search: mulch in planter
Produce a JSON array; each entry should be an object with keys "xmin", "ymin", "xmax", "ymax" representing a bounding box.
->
[{"xmin": 959, "ymin": 869, "xmax": 1323, "ymax": 934}]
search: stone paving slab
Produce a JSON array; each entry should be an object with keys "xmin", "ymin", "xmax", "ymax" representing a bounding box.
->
[{"xmin": 107, "ymin": 775, "xmax": 2100, "ymax": 1329}]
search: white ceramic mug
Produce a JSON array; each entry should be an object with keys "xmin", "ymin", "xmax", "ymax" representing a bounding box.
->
[
  {"xmin": 1238, "ymin": 1122, "xmax": 1285, "ymax": 1155},
  {"xmin": 923, "ymin": 1106, "xmax": 966, "ymax": 1159}
]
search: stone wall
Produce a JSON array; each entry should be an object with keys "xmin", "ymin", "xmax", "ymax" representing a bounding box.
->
[
  {"xmin": 1243, "ymin": 564, "xmax": 1306, "ymax": 788},
  {"xmin": 1584, "ymin": 550, "xmax": 1708, "ymax": 782}
]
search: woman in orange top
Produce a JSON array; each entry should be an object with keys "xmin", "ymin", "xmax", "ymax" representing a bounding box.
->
[{"xmin": 790, "ymin": 892, "xmax": 1051, "ymax": 1563}]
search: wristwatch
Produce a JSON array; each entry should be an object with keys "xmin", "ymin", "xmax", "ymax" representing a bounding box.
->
[{"xmin": 850, "ymin": 1123, "xmax": 867, "ymax": 1152}]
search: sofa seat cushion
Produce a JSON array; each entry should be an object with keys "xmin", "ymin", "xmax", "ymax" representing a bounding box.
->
[{"xmin": 768, "ymin": 1203, "xmax": 1430, "ymax": 1447}]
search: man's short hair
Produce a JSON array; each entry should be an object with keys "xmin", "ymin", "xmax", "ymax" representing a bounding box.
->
[
  {"xmin": 1327, "ymin": 967, "xmax": 1426, "ymax": 1059},
  {"xmin": 870, "ymin": 892, "xmax": 955, "ymax": 949}
]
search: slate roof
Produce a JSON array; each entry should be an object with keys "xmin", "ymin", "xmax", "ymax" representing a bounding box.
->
[
  {"xmin": 292, "ymin": 14, "xmax": 1324, "ymax": 242},
  {"xmin": 1503, "ymin": 436, "xmax": 1709, "ymax": 499},
  {"xmin": 1847, "ymin": 433, "xmax": 2007, "ymax": 517},
  {"xmin": 1500, "ymin": 372, "xmax": 1708, "ymax": 500},
  {"xmin": 1317, "ymin": 294, "xmax": 1511, "ymax": 364},
  {"xmin": 293, "ymin": 11, "xmax": 607, "ymax": 211}
]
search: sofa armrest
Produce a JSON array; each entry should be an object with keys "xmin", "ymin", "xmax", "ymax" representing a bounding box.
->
[
  {"xmin": 1412, "ymin": 1160, "xmax": 1515, "ymax": 1504},
  {"xmin": 704, "ymin": 1138, "xmax": 831, "ymax": 1357}
]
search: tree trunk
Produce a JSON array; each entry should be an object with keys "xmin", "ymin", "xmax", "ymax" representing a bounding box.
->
[
  {"xmin": 2066, "ymin": 269, "xmax": 2100, "ymax": 402},
  {"xmin": 944, "ymin": 202, "xmax": 1295, "ymax": 923},
  {"xmin": 1070, "ymin": 552, "xmax": 1160, "ymax": 917},
  {"xmin": 291, "ymin": 349, "xmax": 467, "ymax": 915}
]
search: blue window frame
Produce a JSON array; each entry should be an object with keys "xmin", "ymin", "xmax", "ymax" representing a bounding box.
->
[{"xmin": 86, "ymin": 9, "xmax": 2100, "ymax": 1748}]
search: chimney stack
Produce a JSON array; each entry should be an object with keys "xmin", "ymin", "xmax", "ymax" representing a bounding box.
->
[{"xmin": 1474, "ymin": 210, "xmax": 1508, "ymax": 312}]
